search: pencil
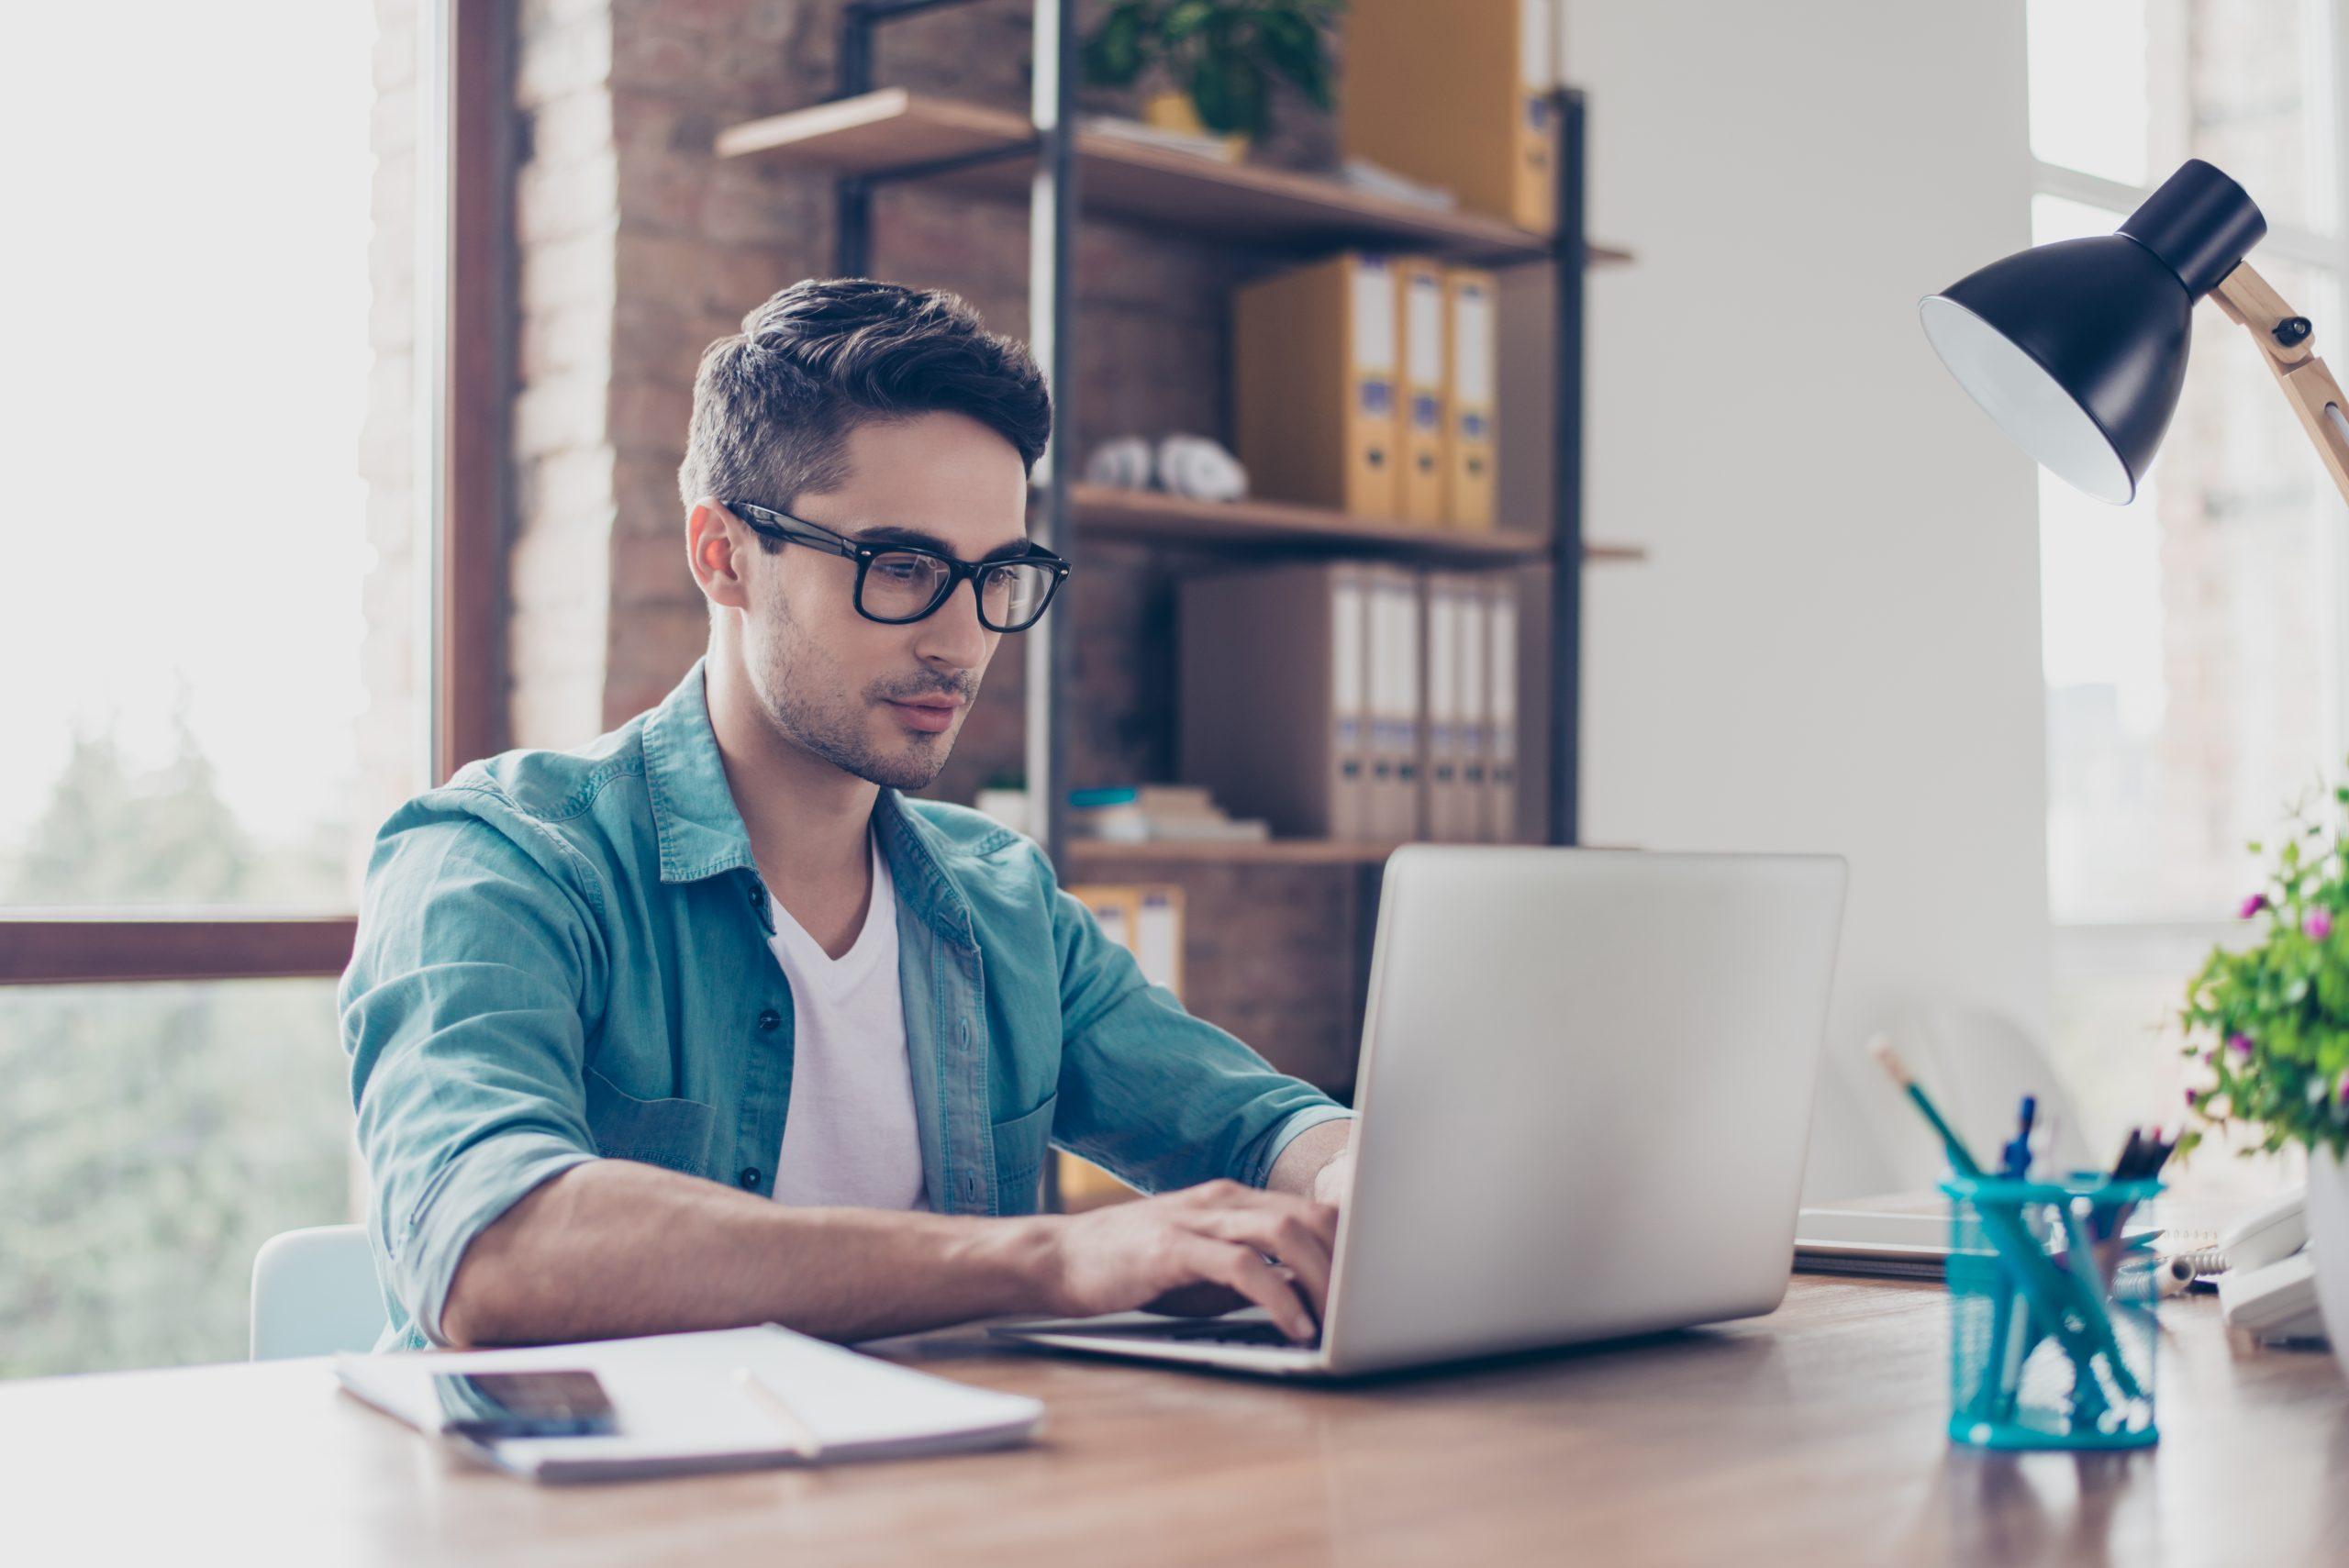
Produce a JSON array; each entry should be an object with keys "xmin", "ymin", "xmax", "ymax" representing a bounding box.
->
[{"xmin": 734, "ymin": 1366, "xmax": 826, "ymax": 1461}]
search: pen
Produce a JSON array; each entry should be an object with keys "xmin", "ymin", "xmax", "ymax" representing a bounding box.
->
[
  {"xmin": 734, "ymin": 1366, "xmax": 826, "ymax": 1461},
  {"xmin": 2001, "ymin": 1095, "xmax": 2037, "ymax": 1178}
]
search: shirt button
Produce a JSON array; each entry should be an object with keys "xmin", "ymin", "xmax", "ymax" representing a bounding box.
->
[
  {"xmin": 740, "ymin": 1167, "xmax": 763, "ymax": 1190},
  {"xmin": 756, "ymin": 1007, "xmax": 782, "ymax": 1033}
]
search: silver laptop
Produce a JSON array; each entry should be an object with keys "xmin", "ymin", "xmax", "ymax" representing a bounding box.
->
[{"xmin": 991, "ymin": 845, "xmax": 1849, "ymax": 1378}]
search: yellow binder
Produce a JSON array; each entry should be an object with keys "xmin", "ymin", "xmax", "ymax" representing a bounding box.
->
[
  {"xmin": 1232, "ymin": 252, "xmax": 1400, "ymax": 517},
  {"xmin": 1341, "ymin": 0, "xmax": 1560, "ymax": 235},
  {"xmin": 1397, "ymin": 257, "xmax": 1449, "ymax": 526},
  {"xmin": 1443, "ymin": 267, "xmax": 1499, "ymax": 529}
]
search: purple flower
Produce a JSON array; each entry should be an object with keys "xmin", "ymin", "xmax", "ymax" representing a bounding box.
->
[
  {"xmin": 2185, "ymin": 1086, "xmax": 2200, "ymax": 1109},
  {"xmin": 2310, "ymin": 909, "xmax": 2335, "ymax": 942},
  {"xmin": 2229, "ymin": 1033, "xmax": 2254, "ymax": 1059},
  {"xmin": 2242, "ymin": 893, "xmax": 2271, "ymax": 918}
]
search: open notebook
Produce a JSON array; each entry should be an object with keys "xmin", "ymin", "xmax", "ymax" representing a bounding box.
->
[{"xmin": 333, "ymin": 1324, "xmax": 1043, "ymax": 1483}]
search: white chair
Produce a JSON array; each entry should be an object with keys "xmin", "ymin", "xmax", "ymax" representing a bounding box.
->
[{"xmin": 250, "ymin": 1224, "xmax": 389, "ymax": 1361}]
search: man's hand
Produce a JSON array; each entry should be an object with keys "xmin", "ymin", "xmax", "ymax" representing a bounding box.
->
[{"xmin": 1039, "ymin": 1181, "xmax": 1338, "ymax": 1342}]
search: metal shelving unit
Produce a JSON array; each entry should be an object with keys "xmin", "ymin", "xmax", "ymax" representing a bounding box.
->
[{"xmin": 796, "ymin": 0, "xmax": 1601, "ymax": 865}]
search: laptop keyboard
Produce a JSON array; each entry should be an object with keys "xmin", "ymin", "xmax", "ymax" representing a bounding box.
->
[{"xmin": 1050, "ymin": 1317, "xmax": 1319, "ymax": 1351}]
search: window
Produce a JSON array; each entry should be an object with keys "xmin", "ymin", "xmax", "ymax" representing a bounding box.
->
[
  {"xmin": 0, "ymin": 0, "xmax": 507, "ymax": 1375},
  {"xmin": 2029, "ymin": 0, "xmax": 2346, "ymax": 1172}
]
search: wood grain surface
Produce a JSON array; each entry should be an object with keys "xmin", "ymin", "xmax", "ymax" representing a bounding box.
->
[{"xmin": 7, "ymin": 1278, "xmax": 2343, "ymax": 1566}]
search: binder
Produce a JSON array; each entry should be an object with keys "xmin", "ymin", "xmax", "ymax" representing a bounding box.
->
[
  {"xmin": 1397, "ymin": 258, "xmax": 1449, "ymax": 526},
  {"xmin": 1365, "ymin": 563, "xmax": 1424, "ymax": 840},
  {"xmin": 1341, "ymin": 0, "xmax": 1561, "ymax": 235},
  {"xmin": 1072, "ymin": 884, "xmax": 1135, "ymax": 952},
  {"xmin": 1067, "ymin": 883, "xmax": 1185, "ymax": 998},
  {"xmin": 1482, "ymin": 573, "xmax": 1522, "ymax": 843},
  {"xmin": 1457, "ymin": 577, "xmax": 1491, "ymax": 840},
  {"xmin": 1179, "ymin": 562, "xmax": 1373, "ymax": 840},
  {"xmin": 1419, "ymin": 572, "xmax": 1471, "ymax": 840},
  {"xmin": 1135, "ymin": 884, "xmax": 1186, "ymax": 998},
  {"xmin": 1443, "ymin": 267, "xmax": 1499, "ymax": 529},
  {"xmin": 1231, "ymin": 253, "xmax": 1400, "ymax": 517}
]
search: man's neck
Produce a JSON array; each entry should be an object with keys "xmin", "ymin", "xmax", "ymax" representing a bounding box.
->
[{"xmin": 704, "ymin": 643, "xmax": 877, "ymax": 895}]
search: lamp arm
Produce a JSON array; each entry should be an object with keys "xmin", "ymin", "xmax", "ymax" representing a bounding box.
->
[{"xmin": 2211, "ymin": 260, "xmax": 2349, "ymax": 508}]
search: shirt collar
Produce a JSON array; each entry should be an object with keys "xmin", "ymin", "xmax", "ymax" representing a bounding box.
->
[{"xmin": 640, "ymin": 659, "xmax": 978, "ymax": 947}]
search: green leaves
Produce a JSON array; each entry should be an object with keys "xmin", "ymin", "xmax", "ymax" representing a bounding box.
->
[
  {"xmin": 2180, "ymin": 762, "xmax": 2349, "ymax": 1162},
  {"xmin": 1077, "ymin": 0, "xmax": 1343, "ymax": 139},
  {"xmin": 1083, "ymin": 2, "xmax": 1152, "ymax": 87},
  {"xmin": 1190, "ymin": 51, "xmax": 1267, "ymax": 135}
]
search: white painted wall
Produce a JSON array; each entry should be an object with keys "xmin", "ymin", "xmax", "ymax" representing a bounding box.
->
[{"xmin": 1551, "ymin": 1, "xmax": 2054, "ymax": 1198}]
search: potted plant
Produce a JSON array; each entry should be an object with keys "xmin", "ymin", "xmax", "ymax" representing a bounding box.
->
[
  {"xmin": 2179, "ymin": 778, "xmax": 2349, "ymax": 1371},
  {"xmin": 1081, "ymin": 0, "xmax": 1343, "ymax": 152}
]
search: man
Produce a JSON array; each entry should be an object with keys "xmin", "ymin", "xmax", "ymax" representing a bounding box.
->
[{"xmin": 342, "ymin": 278, "xmax": 1355, "ymax": 1353}]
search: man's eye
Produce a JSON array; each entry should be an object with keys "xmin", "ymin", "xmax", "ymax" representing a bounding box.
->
[{"xmin": 874, "ymin": 558, "xmax": 926, "ymax": 583}]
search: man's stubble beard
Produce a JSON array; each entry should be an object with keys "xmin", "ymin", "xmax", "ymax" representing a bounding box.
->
[{"xmin": 745, "ymin": 597, "xmax": 975, "ymax": 793}]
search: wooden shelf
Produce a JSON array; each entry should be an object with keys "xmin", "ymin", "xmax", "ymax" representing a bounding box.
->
[
  {"xmin": 1066, "ymin": 838, "xmax": 1410, "ymax": 867},
  {"xmin": 719, "ymin": 90, "xmax": 1638, "ymax": 265},
  {"xmin": 1065, "ymin": 483, "xmax": 1644, "ymax": 563}
]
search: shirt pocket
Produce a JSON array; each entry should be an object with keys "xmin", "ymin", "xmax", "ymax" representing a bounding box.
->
[
  {"xmin": 989, "ymin": 1092, "xmax": 1058, "ymax": 1216},
  {"xmin": 584, "ymin": 1067, "xmax": 717, "ymax": 1176}
]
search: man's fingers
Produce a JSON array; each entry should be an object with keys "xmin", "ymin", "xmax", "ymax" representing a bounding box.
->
[
  {"xmin": 1180, "ymin": 1237, "xmax": 1319, "ymax": 1342},
  {"xmin": 1196, "ymin": 1205, "xmax": 1334, "ymax": 1318}
]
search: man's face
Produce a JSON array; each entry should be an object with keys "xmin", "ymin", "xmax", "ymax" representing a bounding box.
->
[{"xmin": 735, "ymin": 410, "xmax": 1030, "ymax": 792}]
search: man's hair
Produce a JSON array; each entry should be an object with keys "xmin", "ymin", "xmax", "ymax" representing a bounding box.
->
[{"xmin": 677, "ymin": 278, "xmax": 1052, "ymax": 549}]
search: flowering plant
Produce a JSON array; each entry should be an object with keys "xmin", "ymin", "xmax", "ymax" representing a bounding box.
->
[{"xmin": 2179, "ymin": 786, "xmax": 2349, "ymax": 1162}]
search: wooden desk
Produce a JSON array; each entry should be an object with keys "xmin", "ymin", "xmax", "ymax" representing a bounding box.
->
[{"xmin": 8, "ymin": 1279, "xmax": 2345, "ymax": 1565}]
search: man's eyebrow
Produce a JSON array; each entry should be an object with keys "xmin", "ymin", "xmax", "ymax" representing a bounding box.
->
[{"xmin": 849, "ymin": 524, "xmax": 1033, "ymax": 562}]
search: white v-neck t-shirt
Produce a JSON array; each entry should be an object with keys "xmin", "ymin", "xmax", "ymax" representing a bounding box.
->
[{"xmin": 764, "ymin": 829, "xmax": 929, "ymax": 1211}]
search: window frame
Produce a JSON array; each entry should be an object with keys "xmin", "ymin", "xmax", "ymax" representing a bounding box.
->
[{"xmin": 0, "ymin": 0, "xmax": 511, "ymax": 988}]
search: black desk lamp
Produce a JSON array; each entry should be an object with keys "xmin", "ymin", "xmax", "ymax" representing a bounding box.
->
[{"xmin": 1921, "ymin": 158, "xmax": 2349, "ymax": 507}]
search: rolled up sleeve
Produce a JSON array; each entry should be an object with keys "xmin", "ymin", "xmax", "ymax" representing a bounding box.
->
[
  {"xmin": 338, "ymin": 792, "xmax": 608, "ymax": 1347},
  {"xmin": 1032, "ymin": 845, "xmax": 1350, "ymax": 1195}
]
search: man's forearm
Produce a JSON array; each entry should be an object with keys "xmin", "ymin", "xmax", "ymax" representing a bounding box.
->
[
  {"xmin": 1266, "ymin": 1117, "xmax": 1353, "ymax": 1201},
  {"xmin": 438, "ymin": 1159, "xmax": 1057, "ymax": 1348}
]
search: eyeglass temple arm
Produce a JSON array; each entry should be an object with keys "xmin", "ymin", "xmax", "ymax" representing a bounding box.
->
[{"xmin": 2211, "ymin": 260, "xmax": 2349, "ymax": 510}]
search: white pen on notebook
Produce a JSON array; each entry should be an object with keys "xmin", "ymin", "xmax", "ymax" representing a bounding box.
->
[{"xmin": 734, "ymin": 1365, "xmax": 825, "ymax": 1461}]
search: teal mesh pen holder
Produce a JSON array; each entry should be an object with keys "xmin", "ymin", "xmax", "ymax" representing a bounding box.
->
[{"xmin": 1941, "ymin": 1174, "xmax": 2163, "ymax": 1451}]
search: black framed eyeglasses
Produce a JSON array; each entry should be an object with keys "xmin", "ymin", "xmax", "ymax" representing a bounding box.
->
[{"xmin": 726, "ymin": 501, "xmax": 1071, "ymax": 634}]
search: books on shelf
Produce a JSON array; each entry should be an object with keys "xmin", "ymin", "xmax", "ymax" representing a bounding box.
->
[
  {"xmin": 1179, "ymin": 561, "xmax": 1528, "ymax": 844},
  {"xmin": 1078, "ymin": 113, "xmax": 1241, "ymax": 164},
  {"xmin": 1068, "ymin": 784, "xmax": 1271, "ymax": 845},
  {"xmin": 1334, "ymin": 156, "xmax": 1460, "ymax": 211}
]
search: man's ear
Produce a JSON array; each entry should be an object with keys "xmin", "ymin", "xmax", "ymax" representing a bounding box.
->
[{"xmin": 686, "ymin": 497, "xmax": 751, "ymax": 611}]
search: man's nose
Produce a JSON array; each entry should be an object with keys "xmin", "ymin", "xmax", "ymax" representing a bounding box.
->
[{"xmin": 914, "ymin": 578, "xmax": 992, "ymax": 669}]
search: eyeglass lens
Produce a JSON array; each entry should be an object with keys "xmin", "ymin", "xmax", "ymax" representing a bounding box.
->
[{"xmin": 861, "ymin": 551, "xmax": 1055, "ymax": 629}]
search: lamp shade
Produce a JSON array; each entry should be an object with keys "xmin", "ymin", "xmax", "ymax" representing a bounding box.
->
[{"xmin": 1920, "ymin": 159, "xmax": 2266, "ymax": 505}]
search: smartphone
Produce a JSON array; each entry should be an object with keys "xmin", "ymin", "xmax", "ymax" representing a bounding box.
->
[{"xmin": 431, "ymin": 1369, "xmax": 617, "ymax": 1439}]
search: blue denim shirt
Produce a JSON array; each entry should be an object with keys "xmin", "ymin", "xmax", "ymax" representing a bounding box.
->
[{"xmin": 340, "ymin": 661, "xmax": 1351, "ymax": 1350}]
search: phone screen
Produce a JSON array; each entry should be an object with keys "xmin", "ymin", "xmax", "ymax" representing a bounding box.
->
[{"xmin": 432, "ymin": 1369, "xmax": 617, "ymax": 1439}]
